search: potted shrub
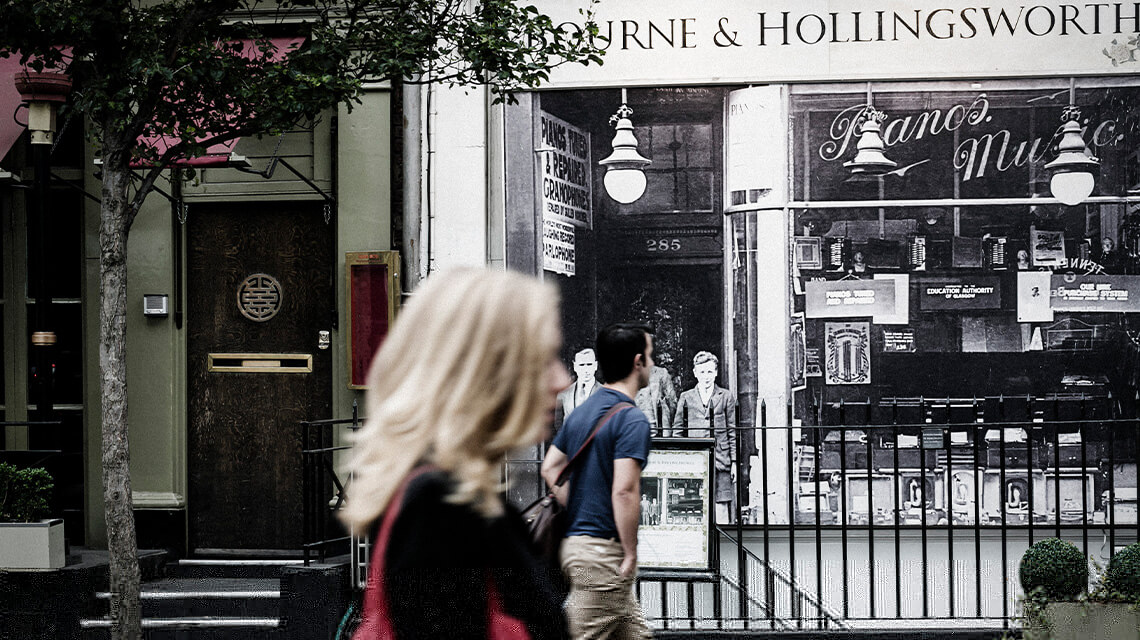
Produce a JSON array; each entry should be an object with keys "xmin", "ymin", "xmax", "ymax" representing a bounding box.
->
[
  {"xmin": 0, "ymin": 462, "xmax": 65, "ymax": 569},
  {"xmin": 1020, "ymin": 537, "xmax": 1140, "ymax": 640}
]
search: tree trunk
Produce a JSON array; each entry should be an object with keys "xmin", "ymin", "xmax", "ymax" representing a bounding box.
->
[{"xmin": 99, "ymin": 143, "xmax": 142, "ymax": 640}]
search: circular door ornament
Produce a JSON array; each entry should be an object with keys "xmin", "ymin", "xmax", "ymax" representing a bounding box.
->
[{"xmin": 237, "ymin": 273, "xmax": 283, "ymax": 322}]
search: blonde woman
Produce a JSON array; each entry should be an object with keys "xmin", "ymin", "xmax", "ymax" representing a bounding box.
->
[{"xmin": 341, "ymin": 268, "xmax": 572, "ymax": 639}]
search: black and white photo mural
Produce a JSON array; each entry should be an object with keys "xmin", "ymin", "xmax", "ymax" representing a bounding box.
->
[{"xmin": 506, "ymin": 81, "xmax": 1140, "ymax": 529}]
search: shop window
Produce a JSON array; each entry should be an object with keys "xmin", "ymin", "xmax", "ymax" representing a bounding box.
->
[
  {"xmin": 795, "ymin": 87, "xmax": 1140, "ymax": 204},
  {"xmin": 789, "ymin": 82, "xmax": 1140, "ymax": 437},
  {"xmin": 0, "ymin": 129, "xmax": 86, "ymax": 541},
  {"xmin": 27, "ymin": 408, "xmax": 84, "ymax": 538},
  {"xmin": 620, "ymin": 123, "xmax": 715, "ymax": 215},
  {"xmin": 509, "ymin": 88, "xmax": 730, "ymax": 513},
  {"xmin": 25, "ymin": 302, "xmax": 82, "ymax": 405},
  {"xmin": 26, "ymin": 190, "xmax": 82, "ymax": 299}
]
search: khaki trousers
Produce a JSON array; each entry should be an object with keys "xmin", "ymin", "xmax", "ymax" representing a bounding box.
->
[{"xmin": 560, "ymin": 535, "xmax": 652, "ymax": 640}]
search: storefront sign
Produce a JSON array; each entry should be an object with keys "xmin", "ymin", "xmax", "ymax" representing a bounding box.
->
[
  {"xmin": 883, "ymin": 328, "xmax": 916, "ymax": 353},
  {"xmin": 825, "ymin": 322, "xmax": 871, "ymax": 385},
  {"xmin": 725, "ymin": 86, "xmax": 787, "ymax": 211},
  {"xmin": 542, "ymin": 218, "xmax": 576, "ymax": 276},
  {"xmin": 805, "ymin": 279, "xmax": 895, "ymax": 319},
  {"xmin": 639, "ymin": 448, "xmax": 712, "ymax": 570},
  {"xmin": 918, "ymin": 276, "xmax": 1001, "ymax": 311},
  {"xmin": 531, "ymin": 1, "xmax": 1133, "ymax": 87},
  {"xmin": 537, "ymin": 111, "xmax": 592, "ymax": 227},
  {"xmin": 1051, "ymin": 275, "xmax": 1140, "ymax": 312}
]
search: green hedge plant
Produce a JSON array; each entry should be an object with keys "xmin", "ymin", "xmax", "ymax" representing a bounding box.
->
[
  {"xmin": 0, "ymin": 462, "xmax": 54, "ymax": 523},
  {"xmin": 1102, "ymin": 542, "xmax": 1140, "ymax": 602},
  {"xmin": 1019, "ymin": 538, "xmax": 1089, "ymax": 600}
]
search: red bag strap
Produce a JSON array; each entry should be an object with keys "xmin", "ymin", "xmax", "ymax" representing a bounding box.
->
[
  {"xmin": 486, "ymin": 572, "xmax": 531, "ymax": 640},
  {"xmin": 357, "ymin": 465, "xmax": 435, "ymax": 639},
  {"xmin": 554, "ymin": 401, "xmax": 633, "ymax": 487}
]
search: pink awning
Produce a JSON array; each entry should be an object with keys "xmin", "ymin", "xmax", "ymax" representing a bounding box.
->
[
  {"xmin": 0, "ymin": 56, "xmax": 28, "ymax": 165},
  {"xmin": 134, "ymin": 37, "xmax": 303, "ymax": 169}
]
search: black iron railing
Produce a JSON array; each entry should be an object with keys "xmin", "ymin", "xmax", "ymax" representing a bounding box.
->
[
  {"xmin": 0, "ymin": 420, "xmax": 65, "ymax": 467},
  {"xmin": 505, "ymin": 394, "xmax": 1138, "ymax": 629},
  {"xmin": 300, "ymin": 403, "xmax": 362, "ymax": 564},
  {"xmin": 634, "ymin": 529, "xmax": 847, "ymax": 631},
  {"xmin": 336, "ymin": 392, "xmax": 1137, "ymax": 628},
  {"xmin": 731, "ymin": 394, "xmax": 1139, "ymax": 627}
]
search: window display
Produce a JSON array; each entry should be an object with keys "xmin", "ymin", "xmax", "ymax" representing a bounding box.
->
[{"xmin": 790, "ymin": 82, "xmax": 1140, "ymax": 528}]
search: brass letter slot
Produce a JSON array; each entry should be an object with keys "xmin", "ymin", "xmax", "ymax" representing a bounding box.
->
[{"xmin": 208, "ymin": 353, "xmax": 313, "ymax": 373}]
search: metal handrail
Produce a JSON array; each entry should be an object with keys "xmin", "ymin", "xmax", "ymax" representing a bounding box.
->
[
  {"xmin": 300, "ymin": 401, "xmax": 364, "ymax": 565},
  {"xmin": 717, "ymin": 526, "xmax": 847, "ymax": 629}
]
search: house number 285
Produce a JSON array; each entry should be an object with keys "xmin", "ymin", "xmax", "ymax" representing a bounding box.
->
[{"xmin": 646, "ymin": 238, "xmax": 682, "ymax": 252}]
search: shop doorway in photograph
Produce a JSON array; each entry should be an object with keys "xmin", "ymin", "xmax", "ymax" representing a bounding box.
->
[{"xmin": 187, "ymin": 202, "xmax": 333, "ymax": 553}]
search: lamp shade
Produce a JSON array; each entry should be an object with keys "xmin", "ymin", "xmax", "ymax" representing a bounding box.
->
[
  {"xmin": 14, "ymin": 71, "xmax": 72, "ymax": 104},
  {"xmin": 599, "ymin": 115, "xmax": 650, "ymax": 204},
  {"xmin": 1049, "ymin": 171, "xmax": 1095, "ymax": 207},
  {"xmin": 843, "ymin": 110, "xmax": 896, "ymax": 175},
  {"xmin": 1044, "ymin": 115, "xmax": 1098, "ymax": 206},
  {"xmin": 603, "ymin": 168, "xmax": 647, "ymax": 204}
]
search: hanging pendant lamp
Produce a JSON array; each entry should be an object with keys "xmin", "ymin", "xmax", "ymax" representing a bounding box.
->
[
  {"xmin": 844, "ymin": 106, "xmax": 897, "ymax": 175},
  {"xmin": 599, "ymin": 89, "xmax": 651, "ymax": 204},
  {"xmin": 1045, "ymin": 104, "xmax": 1099, "ymax": 206}
]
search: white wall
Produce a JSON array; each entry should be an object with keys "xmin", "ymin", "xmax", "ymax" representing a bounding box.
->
[{"xmin": 425, "ymin": 84, "xmax": 490, "ymax": 271}]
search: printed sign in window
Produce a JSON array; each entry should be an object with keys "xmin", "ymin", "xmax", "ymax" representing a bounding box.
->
[{"xmin": 805, "ymin": 279, "xmax": 896, "ymax": 319}]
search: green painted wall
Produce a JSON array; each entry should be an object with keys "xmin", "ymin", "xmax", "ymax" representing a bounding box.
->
[{"xmin": 82, "ymin": 87, "xmax": 392, "ymax": 548}]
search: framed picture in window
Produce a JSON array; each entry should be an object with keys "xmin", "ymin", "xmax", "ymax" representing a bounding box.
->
[
  {"xmin": 794, "ymin": 236, "xmax": 823, "ymax": 270},
  {"xmin": 1030, "ymin": 227, "xmax": 1066, "ymax": 268},
  {"xmin": 639, "ymin": 441, "xmax": 714, "ymax": 572},
  {"xmin": 346, "ymin": 251, "xmax": 401, "ymax": 389}
]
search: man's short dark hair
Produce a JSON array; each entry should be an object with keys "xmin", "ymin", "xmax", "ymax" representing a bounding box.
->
[{"xmin": 595, "ymin": 323, "xmax": 652, "ymax": 383}]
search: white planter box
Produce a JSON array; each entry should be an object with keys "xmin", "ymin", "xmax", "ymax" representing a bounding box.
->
[
  {"xmin": 1025, "ymin": 601, "xmax": 1140, "ymax": 640},
  {"xmin": 0, "ymin": 519, "xmax": 65, "ymax": 569}
]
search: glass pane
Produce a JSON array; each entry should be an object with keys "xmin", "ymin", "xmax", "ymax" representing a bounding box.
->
[
  {"xmin": 620, "ymin": 123, "xmax": 715, "ymax": 214},
  {"xmin": 26, "ymin": 190, "xmax": 82, "ymax": 299},
  {"xmin": 0, "ymin": 301, "xmax": 4, "ymax": 406},
  {"xmin": 26, "ymin": 301, "xmax": 82, "ymax": 405},
  {"xmin": 27, "ymin": 409, "xmax": 84, "ymax": 545},
  {"xmin": 795, "ymin": 86, "xmax": 1140, "ymax": 202}
]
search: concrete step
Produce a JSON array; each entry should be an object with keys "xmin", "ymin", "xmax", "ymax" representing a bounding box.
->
[
  {"xmin": 79, "ymin": 616, "xmax": 280, "ymax": 639},
  {"xmin": 93, "ymin": 577, "xmax": 281, "ymax": 617},
  {"xmin": 652, "ymin": 631, "xmax": 1016, "ymax": 639},
  {"xmin": 166, "ymin": 558, "xmax": 303, "ymax": 580}
]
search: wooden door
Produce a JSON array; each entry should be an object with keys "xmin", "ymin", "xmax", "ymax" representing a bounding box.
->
[{"xmin": 187, "ymin": 203, "xmax": 332, "ymax": 552}]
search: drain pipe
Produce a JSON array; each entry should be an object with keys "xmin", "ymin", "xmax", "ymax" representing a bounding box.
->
[
  {"xmin": 401, "ymin": 81, "xmax": 423, "ymax": 291},
  {"xmin": 403, "ymin": 80, "xmax": 433, "ymax": 289}
]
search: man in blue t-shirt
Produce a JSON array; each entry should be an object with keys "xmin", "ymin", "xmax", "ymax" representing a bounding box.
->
[{"xmin": 542, "ymin": 323, "xmax": 654, "ymax": 639}]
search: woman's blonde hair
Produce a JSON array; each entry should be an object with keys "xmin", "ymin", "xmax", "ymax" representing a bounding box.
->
[{"xmin": 339, "ymin": 268, "xmax": 561, "ymax": 530}]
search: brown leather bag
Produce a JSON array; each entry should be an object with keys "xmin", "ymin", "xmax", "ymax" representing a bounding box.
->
[{"xmin": 521, "ymin": 402, "xmax": 633, "ymax": 565}]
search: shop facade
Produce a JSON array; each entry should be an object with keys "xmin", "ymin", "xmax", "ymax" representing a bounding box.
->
[
  {"xmin": 449, "ymin": 0, "xmax": 1140, "ymax": 625},
  {"xmin": 0, "ymin": 63, "xmax": 393, "ymax": 554}
]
